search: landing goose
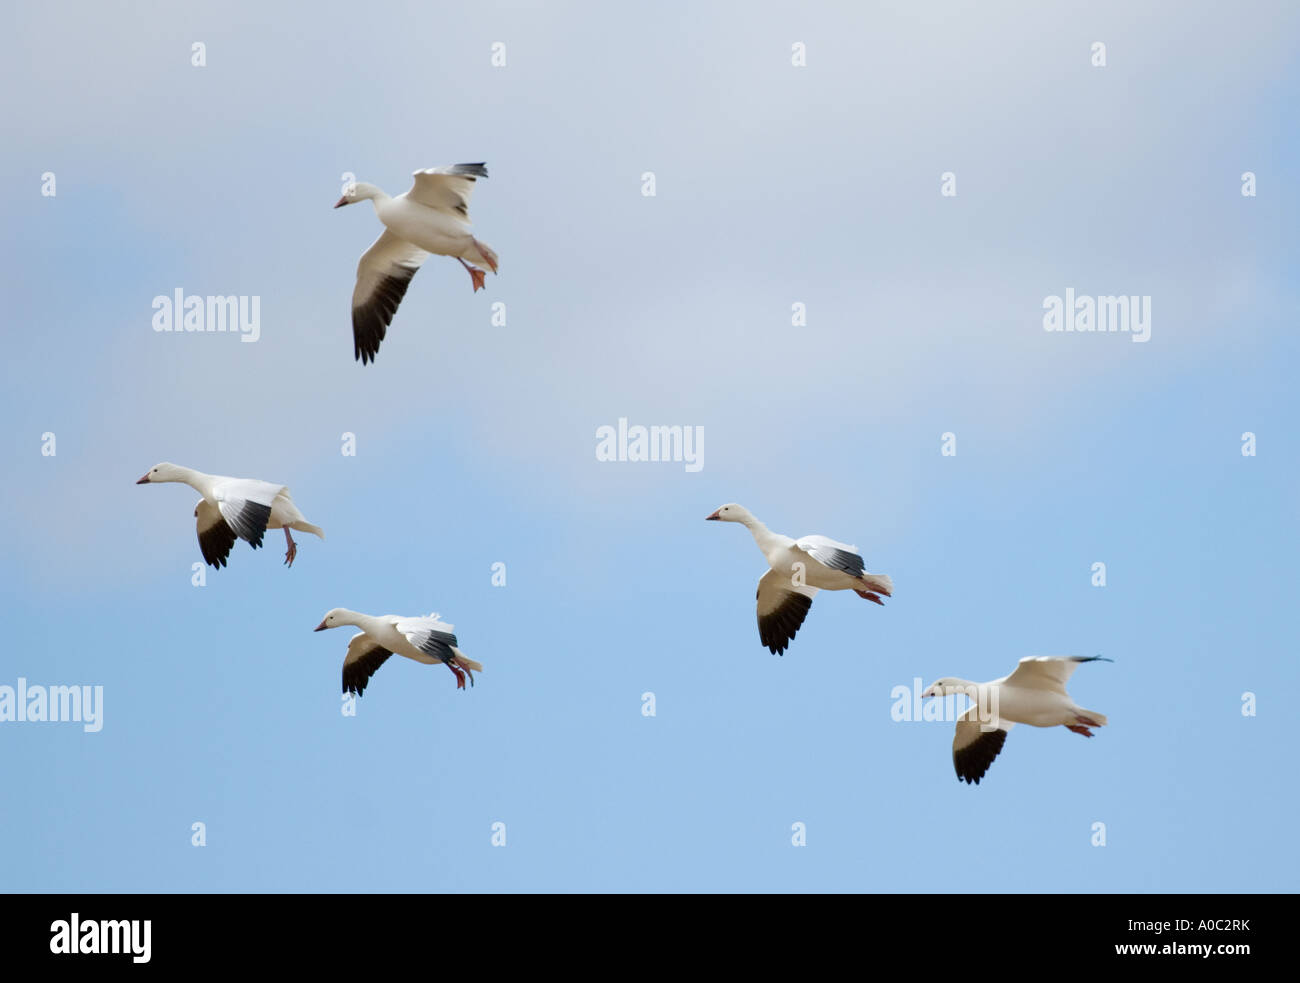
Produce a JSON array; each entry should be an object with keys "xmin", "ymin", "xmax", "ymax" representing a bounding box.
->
[
  {"xmin": 334, "ymin": 163, "xmax": 499, "ymax": 363},
  {"xmin": 706, "ymin": 503, "xmax": 893, "ymax": 654},
  {"xmin": 922, "ymin": 656, "xmax": 1113, "ymax": 785},
  {"xmin": 136, "ymin": 462, "xmax": 323, "ymax": 567},
  {"xmin": 314, "ymin": 609, "xmax": 483, "ymax": 694}
]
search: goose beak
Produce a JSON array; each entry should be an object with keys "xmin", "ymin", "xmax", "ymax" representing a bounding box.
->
[
  {"xmin": 705, "ymin": 510, "xmax": 721, "ymax": 520},
  {"xmin": 313, "ymin": 620, "xmax": 328, "ymax": 632},
  {"xmin": 333, "ymin": 196, "xmax": 348, "ymax": 209},
  {"xmin": 136, "ymin": 473, "xmax": 151, "ymax": 484}
]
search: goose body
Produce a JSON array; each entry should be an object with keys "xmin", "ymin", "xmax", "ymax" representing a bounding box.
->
[
  {"xmin": 334, "ymin": 164, "xmax": 499, "ymax": 364},
  {"xmin": 314, "ymin": 608, "xmax": 483, "ymax": 695},
  {"xmin": 922, "ymin": 655, "xmax": 1113, "ymax": 785},
  {"xmin": 136, "ymin": 462, "xmax": 323, "ymax": 567},
  {"xmin": 706, "ymin": 503, "xmax": 893, "ymax": 654}
]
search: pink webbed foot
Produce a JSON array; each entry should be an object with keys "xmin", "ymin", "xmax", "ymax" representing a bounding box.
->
[
  {"xmin": 283, "ymin": 529, "xmax": 297, "ymax": 567},
  {"xmin": 855, "ymin": 589, "xmax": 885, "ymax": 605},
  {"xmin": 458, "ymin": 258, "xmax": 487, "ymax": 292},
  {"xmin": 1066, "ymin": 724, "xmax": 1095, "ymax": 737},
  {"xmin": 446, "ymin": 661, "xmax": 469, "ymax": 690}
]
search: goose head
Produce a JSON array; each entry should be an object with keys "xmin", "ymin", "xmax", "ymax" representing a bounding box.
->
[
  {"xmin": 314, "ymin": 608, "xmax": 350, "ymax": 632},
  {"xmin": 922, "ymin": 677, "xmax": 970, "ymax": 699},
  {"xmin": 136, "ymin": 462, "xmax": 188, "ymax": 485},
  {"xmin": 705, "ymin": 503, "xmax": 755, "ymax": 524},
  {"xmin": 333, "ymin": 181, "xmax": 382, "ymax": 208}
]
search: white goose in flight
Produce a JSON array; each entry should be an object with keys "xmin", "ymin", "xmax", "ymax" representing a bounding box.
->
[
  {"xmin": 706, "ymin": 503, "xmax": 893, "ymax": 655},
  {"xmin": 314, "ymin": 609, "xmax": 483, "ymax": 695},
  {"xmin": 334, "ymin": 163, "xmax": 499, "ymax": 364},
  {"xmin": 136, "ymin": 462, "xmax": 323, "ymax": 567},
  {"xmin": 922, "ymin": 655, "xmax": 1113, "ymax": 785}
]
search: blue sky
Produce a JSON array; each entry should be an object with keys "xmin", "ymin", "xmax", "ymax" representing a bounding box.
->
[{"xmin": 1, "ymin": 0, "xmax": 1297, "ymax": 892}]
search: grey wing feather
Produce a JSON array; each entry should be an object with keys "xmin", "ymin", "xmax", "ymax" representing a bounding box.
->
[
  {"xmin": 405, "ymin": 628, "xmax": 459, "ymax": 663},
  {"xmin": 220, "ymin": 500, "xmax": 271, "ymax": 548},
  {"xmin": 797, "ymin": 537, "xmax": 866, "ymax": 578}
]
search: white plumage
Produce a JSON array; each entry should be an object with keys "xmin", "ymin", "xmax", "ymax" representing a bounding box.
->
[
  {"xmin": 334, "ymin": 163, "xmax": 499, "ymax": 364},
  {"xmin": 137, "ymin": 462, "xmax": 323, "ymax": 568},
  {"xmin": 706, "ymin": 503, "xmax": 893, "ymax": 655},
  {"xmin": 922, "ymin": 655, "xmax": 1113, "ymax": 785},
  {"xmin": 315, "ymin": 608, "xmax": 483, "ymax": 696}
]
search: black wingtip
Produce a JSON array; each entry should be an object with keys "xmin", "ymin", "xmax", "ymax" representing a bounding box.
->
[
  {"xmin": 354, "ymin": 335, "xmax": 378, "ymax": 364},
  {"xmin": 953, "ymin": 728, "xmax": 1008, "ymax": 785},
  {"xmin": 757, "ymin": 590, "xmax": 811, "ymax": 657},
  {"xmin": 351, "ymin": 267, "xmax": 413, "ymax": 365}
]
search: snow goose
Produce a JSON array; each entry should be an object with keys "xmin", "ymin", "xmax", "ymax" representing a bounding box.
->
[
  {"xmin": 136, "ymin": 462, "xmax": 323, "ymax": 567},
  {"xmin": 706, "ymin": 503, "xmax": 893, "ymax": 654},
  {"xmin": 334, "ymin": 163, "xmax": 499, "ymax": 364},
  {"xmin": 313, "ymin": 609, "xmax": 483, "ymax": 694},
  {"xmin": 922, "ymin": 656, "xmax": 1113, "ymax": 785}
]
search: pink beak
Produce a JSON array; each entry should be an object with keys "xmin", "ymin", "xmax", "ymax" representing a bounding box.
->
[
  {"xmin": 136, "ymin": 472, "xmax": 151, "ymax": 484},
  {"xmin": 333, "ymin": 196, "xmax": 348, "ymax": 209},
  {"xmin": 313, "ymin": 620, "xmax": 328, "ymax": 632},
  {"xmin": 705, "ymin": 510, "xmax": 721, "ymax": 520}
]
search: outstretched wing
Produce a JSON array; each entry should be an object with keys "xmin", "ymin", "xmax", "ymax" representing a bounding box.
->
[
  {"xmin": 1004, "ymin": 655, "xmax": 1112, "ymax": 694},
  {"xmin": 394, "ymin": 615, "xmax": 459, "ymax": 664},
  {"xmin": 342, "ymin": 633, "xmax": 393, "ymax": 697},
  {"xmin": 756, "ymin": 569, "xmax": 819, "ymax": 655},
  {"xmin": 953, "ymin": 707, "xmax": 1014, "ymax": 785},
  {"xmin": 194, "ymin": 499, "xmax": 238, "ymax": 568},
  {"xmin": 795, "ymin": 534, "xmax": 866, "ymax": 579},
  {"xmin": 351, "ymin": 230, "xmax": 430, "ymax": 364},
  {"xmin": 212, "ymin": 479, "xmax": 282, "ymax": 549},
  {"xmin": 406, "ymin": 163, "xmax": 488, "ymax": 217}
]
